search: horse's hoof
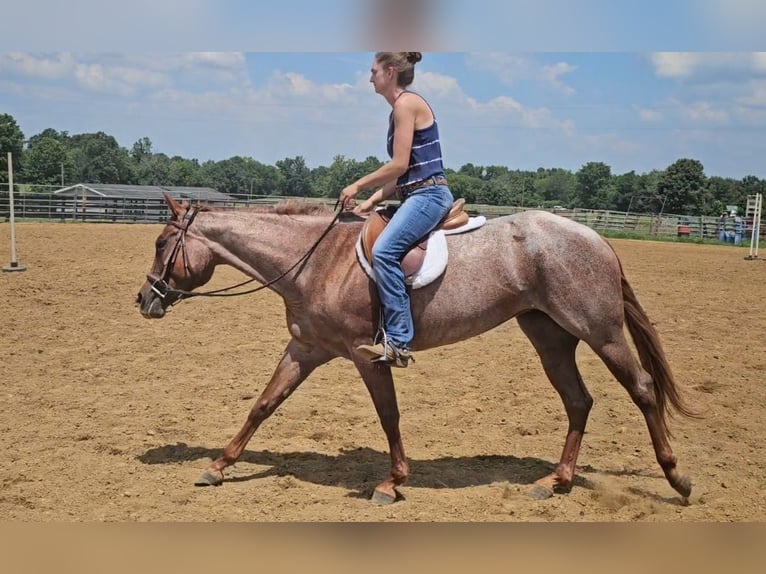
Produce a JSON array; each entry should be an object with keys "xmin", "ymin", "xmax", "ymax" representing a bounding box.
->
[
  {"xmin": 194, "ymin": 470, "xmax": 223, "ymax": 487},
  {"xmin": 675, "ymin": 475, "xmax": 692, "ymax": 498},
  {"xmin": 528, "ymin": 484, "xmax": 555, "ymax": 500},
  {"xmin": 370, "ymin": 488, "xmax": 397, "ymax": 505}
]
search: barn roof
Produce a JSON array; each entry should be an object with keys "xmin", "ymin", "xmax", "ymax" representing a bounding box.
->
[{"xmin": 53, "ymin": 183, "xmax": 234, "ymax": 201}]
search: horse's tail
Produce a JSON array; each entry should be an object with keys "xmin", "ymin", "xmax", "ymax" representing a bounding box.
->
[{"xmin": 616, "ymin": 257, "xmax": 700, "ymax": 438}]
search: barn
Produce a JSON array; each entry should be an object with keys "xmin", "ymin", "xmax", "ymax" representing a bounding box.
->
[{"xmin": 51, "ymin": 183, "xmax": 236, "ymax": 222}]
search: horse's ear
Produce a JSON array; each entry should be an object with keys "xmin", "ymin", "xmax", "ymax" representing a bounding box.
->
[{"xmin": 163, "ymin": 193, "xmax": 184, "ymax": 219}]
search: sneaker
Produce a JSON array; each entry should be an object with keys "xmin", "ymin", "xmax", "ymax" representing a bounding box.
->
[{"xmin": 356, "ymin": 342, "xmax": 413, "ymax": 368}]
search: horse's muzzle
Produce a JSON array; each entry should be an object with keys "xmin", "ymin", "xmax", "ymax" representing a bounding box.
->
[{"xmin": 136, "ymin": 283, "xmax": 168, "ymax": 318}]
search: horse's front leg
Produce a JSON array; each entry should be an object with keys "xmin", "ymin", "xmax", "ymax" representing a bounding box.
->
[
  {"xmin": 352, "ymin": 356, "xmax": 409, "ymax": 505},
  {"xmin": 195, "ymin": 338, "xmax": 334, "ymax": 487}
]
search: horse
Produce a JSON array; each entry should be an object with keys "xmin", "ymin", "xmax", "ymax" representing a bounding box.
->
[{"xmin": 135, "ymin": 194, "xmax": 697, "ymax": 505}]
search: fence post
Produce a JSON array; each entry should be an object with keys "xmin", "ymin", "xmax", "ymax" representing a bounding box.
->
[{"xmin": 3, "ymin": 152, "xmax": 27, "ymax": 272}]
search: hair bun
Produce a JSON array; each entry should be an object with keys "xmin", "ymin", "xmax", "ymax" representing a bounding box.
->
[{"xmin": 406, "ymin": 52, "xmax": 422, "ymax": 64}]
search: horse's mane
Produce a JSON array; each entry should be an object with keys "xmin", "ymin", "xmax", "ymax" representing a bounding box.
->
[
  {"xmin": 270, "ymin": 200, "xmax": 334, "ymax": 216},
  {"xmin": 194, "ymin": 199, "xmax": 334, "ymax": 216}
]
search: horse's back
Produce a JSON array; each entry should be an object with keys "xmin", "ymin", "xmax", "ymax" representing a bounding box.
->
[
  {"xmin": 410, "ymin": 210, "xmax": 624, "ymax": 348},
  {"xmin": 451, "ymin": 210, "xmax": 615, "ymax": 274}
]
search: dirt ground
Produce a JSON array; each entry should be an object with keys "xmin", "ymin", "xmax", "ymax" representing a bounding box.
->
[{"xmin": 1, "ymin": 220, "xmax": 765, "ymax": 522}]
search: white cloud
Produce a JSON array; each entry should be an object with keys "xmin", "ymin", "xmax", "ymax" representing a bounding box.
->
[
  {"xmin": 184, "ymin": 52, "xmax": 246, "ymax": 68},
  {"xmin": 414, "ymin": 71, "xmax": 573, "ymax": 133},
  {"xmin": 0, "ymin": 52, "xmax": 249, "ymax": 96},
  {"xmin": 465, "ymin": 52, "xmax": 576, "ymax": 94},
  {"xmin": 412, "ymin": 71, "xmax": 465, "ymax": 100},
  {"xmin": 147, "ymin": 70, "xmax": 362, "ymax": 130},
  {"xmin": 650, "ymin": 52, "xmax": 766, "ymax": 79},
  {"xmin": 102, "ymin": 53, "xmax": 246, "ymax": 74},
  {"xmin": 268, "ymin": 72, "xmax": 354, "ymax": 102},
  {"xmin": 542, "ymin": 62, "xmax": 577, "ymax": 95},
  {"xmin": 637, "ymin": 98, "xmax": 731, "ymax": 126},
  {"xmin": 639, "ymin": 108, "xmax": 663, "ymax": 122},
  {"xmin": 683, "ymin": 102, "xmax": 729, "ymax": 122},
  {"xmin": 647, "ymin": 53, "xmax": 766, "ymax": 128},
  {"xmin": 73, "ymin": 64, "xmax": 169, "ymax": 97},
  {"xmin": 0, "ymin": 52, "xmax": 76, "ymax": 79},
  {"xmin": 581, "ymin": 133, "xmax": 642, "ymax": 155},
  {"xmin": 737, "ymin": 80, "xmax": 766, "ymax": 107},
  {"xmin": 650, "ymin": 53, "xmax": 701, "ymax": 78}
]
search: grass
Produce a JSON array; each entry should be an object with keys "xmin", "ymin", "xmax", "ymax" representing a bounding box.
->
[{"xmin": 599, "ymin": 228, "xmax": 763, "ymax": 248}]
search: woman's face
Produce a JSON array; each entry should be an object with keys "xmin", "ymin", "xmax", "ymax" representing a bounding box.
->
[{"xmin": 370, "ymin": 59, "xmax": 395, "ymax": 94}]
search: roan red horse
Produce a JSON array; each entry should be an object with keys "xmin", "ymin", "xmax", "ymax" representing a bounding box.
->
[{"xmin": 136, "ymin": 194, "xmax": 696, "ymax": 505}]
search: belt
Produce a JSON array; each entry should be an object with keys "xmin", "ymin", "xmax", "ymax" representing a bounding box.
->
[{"xmin": 397, "ymin": 175, "xmax": 448, "ymax": 198}]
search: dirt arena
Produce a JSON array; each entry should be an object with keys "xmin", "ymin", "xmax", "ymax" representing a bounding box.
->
[{"xmin": 1, "ymin": 220, "xmax": 764, "ymax": 522}]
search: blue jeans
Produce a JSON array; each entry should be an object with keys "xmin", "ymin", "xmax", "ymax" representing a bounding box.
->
[{"xmin": 371, "ymin": 184, "xmax": 454, "ymax": 349}]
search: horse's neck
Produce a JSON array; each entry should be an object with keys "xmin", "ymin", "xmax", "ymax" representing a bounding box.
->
[{"xmin": 195, "ymin": 211, "xmax": 333, "ymax": 297}]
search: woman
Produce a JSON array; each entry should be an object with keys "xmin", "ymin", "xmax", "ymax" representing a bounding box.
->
[{"xmin": 340, "ymin": 52, "xmax": 454, "ymax": 368}]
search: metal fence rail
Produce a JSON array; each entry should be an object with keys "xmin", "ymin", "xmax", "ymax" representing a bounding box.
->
[
  {"xmin": 0, "ymin": 193, "xmax": 246, "ymax": 223},
  {"xmin": 1, "ymin": 192, "xmax": 762, "ymax": 242}
]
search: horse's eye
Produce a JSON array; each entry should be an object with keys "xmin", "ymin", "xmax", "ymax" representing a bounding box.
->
[{"xmin": 155, "ymin": 238, "xmax": 167, "ymax": 251}]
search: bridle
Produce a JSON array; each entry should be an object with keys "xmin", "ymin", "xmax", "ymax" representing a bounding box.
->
[{"xmin": 146, "ymin": 201, "xmax": 345, "ymax": 305}]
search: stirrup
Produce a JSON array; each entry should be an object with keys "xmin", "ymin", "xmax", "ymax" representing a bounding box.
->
[
  {"xmin": 356, "ymin": 342, "xmax": 414, "ymax": 368},
  {"xmin": 373, "ymin": 344, "xmax": 413, "ymax": 368}
]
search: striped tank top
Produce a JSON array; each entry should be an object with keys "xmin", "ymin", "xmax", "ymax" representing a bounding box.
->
[{"xmin": 386, "ymin": 91, "xmax": 445, "ymax": 188}]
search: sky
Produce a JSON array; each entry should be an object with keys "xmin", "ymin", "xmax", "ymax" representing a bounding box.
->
[{"xmin": 1, "ymin": 1, "xmax": 766, "ymax": 179}]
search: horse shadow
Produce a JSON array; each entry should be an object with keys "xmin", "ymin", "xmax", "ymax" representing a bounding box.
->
[{"xmin": 137, "ymin": 442, "xmax": 601, "ymax": 498}]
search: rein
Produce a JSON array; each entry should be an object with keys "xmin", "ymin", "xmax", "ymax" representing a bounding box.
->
[{"xmin": 147, "ymin": 201, "xmax": 345, "ymax": 304}]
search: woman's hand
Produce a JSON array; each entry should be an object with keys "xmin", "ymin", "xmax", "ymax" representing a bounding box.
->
[
  {"xmin": 339, "ymin": 183, "xmax": 360, "ymax": 209},
  {"xmin": 353, "ymin": 198, "xmax": 376, "ymax": 215}
]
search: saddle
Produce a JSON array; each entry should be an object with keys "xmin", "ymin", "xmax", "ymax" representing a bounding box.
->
[{"xmin": 360, "ymin": 199, "xmax": 470, "ymax": 279}]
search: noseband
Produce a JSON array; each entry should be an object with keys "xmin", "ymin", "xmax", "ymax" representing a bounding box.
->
[{"xmin": 146, "ymin": 205, "xmax": 200, "ymax": 303}]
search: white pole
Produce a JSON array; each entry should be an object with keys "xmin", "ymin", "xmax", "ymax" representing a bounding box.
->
[
  {"xmin": 3, "ymin": 151, "xmax": 27, "ymax": 272},
  {"xmin": 747, "ymin": 193, "xmax": 762, "ymax": 260}
]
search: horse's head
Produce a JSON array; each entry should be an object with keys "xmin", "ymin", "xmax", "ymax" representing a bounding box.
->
[{"xmin": 135, "ymin": 193, "xmax": 216, "ymax": 318}]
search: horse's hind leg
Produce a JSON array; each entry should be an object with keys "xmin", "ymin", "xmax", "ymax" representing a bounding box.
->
[
  {"xmin": 195, "ymin": 338, "xmax": 334, "ymax": 487},
  {"xmin": 591, "ymin": 335, "xmax": 692, "ymax": 499},
  {"xmin": 517, "ymin": 311, "xmax": 593, "ymax": 499}
]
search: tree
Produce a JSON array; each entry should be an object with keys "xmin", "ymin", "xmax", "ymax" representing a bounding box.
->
[
  {"xmin": 575, "ymin": 162, "xmax": 614, "ymax": 209},
  {"xmin": 276, "ymin": 156, "xmax": 312, "ymax": 197},
  {"xmin": 315, "ymin": 155, "xmax": 354, "ymax": 198},
  {"xmin": 315, "ymin": 155, "xmax": 382, "ymax": 198},
  {"xmin": 197, "ymin": 156, "xmax": 284, "ymax": 197},
  {"xmin": 130, "ymin": 137, "xmax": 153, "ymax": 162},
  {"xmin": 134, "ymin": 152, "xmax": 173, "ymax": 186},
  {"xmin": 738, "ymin": 175, "xmax": 766, "ymax": 201},
  {"xmin": 22, "ymin": 137, "xmax": 75, "ymax": 188},
  {"xmin": 69, "ymin": 132, "xmax": 133, "ymax": 183},
  {"xmin": 27, "ymin": 128, "xmax": 69, "ymax": 147},
  {"xmin": 657, "ymin": 158, "xmax": 707, "ymax": 215},
  {"xmin": 249, "ymin": 161, "xmax": 285, "ymax": 196},
  {"xmin": 474, "ymin": 178, "xmax": 509, "ymax": 205},
  {"xmin": 533, "ymin": 168, "xmax": 577, "ymax": 206},
  {"xmin": 612, "ymin": 170, "xmax": 666, "ymax": 213},
  {"xmin": 611, "ymin": 171, "xmax": 639, "ymax": 211},
  {"xmin": 446, "ymin": 172, "xmax": 481, "ymax": 203},
  {"xmin": 706, "ymin": 176, "xmax": 737, "ymax": 215},
  {"xmin": 0, "ymin": 113, "xmax": 25, "ymax": 185},
  {"xmin": 169, "ymin": 156, "xmax": 202, "ymax": 187},
  {"xmin": 457, "ymin": 163, "xmax": 484, "ymax": 179}
]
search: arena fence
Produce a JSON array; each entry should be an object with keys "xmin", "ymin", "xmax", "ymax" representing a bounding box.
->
[{"xmin": 1, "ymin": 191, "xmax": 763, "ymax": 244}]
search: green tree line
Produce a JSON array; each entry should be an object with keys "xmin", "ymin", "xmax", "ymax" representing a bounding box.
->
[{"xmin": 2, "ymin": 113, "xmax": 764, "ymax": 216}]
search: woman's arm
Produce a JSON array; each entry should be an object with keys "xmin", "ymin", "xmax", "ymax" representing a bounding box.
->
[
  {"xmin": 340, "ymin": 97, "xmax": 417, "ymax": 204},
  {"xmin": 353, "ymin": 180, "xmax": 398, "ymax": 213}
]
